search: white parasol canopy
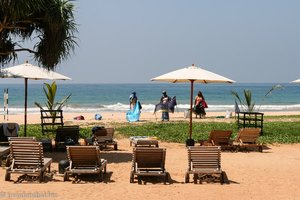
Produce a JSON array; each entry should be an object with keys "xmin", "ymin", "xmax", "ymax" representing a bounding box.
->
[
  {"xmin": 151, "ymin": 64, "xmax": 235, "ymax": 145},
  {"xmin": 151, "ymin": 64, "xmax": 235, "ymax": 83},
  {"xmin": 0, "ymin": 61, "xmax": 71, "ymax": 136},
  {"xmin": 0, "ymin": 62, "xmax": 71, "ymax": 80},
  {"xmin": 291, "ymin": 79, "xmax": 300, "ymax": 83}
]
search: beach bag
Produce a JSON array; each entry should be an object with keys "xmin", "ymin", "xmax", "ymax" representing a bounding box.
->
[
  {"xmin": 95, "ymin": 113, "xmax": 102, "ymax": 120},
  {"xmin": 138, "ymin": 101, "xmax": 142, "ymax": 110}
]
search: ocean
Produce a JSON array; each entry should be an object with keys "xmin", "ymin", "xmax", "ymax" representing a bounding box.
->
[{"xmin": 0, "ymin": 83, "xmax": 300, "ymax": 114}]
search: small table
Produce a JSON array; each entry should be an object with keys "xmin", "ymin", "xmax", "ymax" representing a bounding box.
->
[{"xmin": 130, "ymin": 136, "xmax": 159, "ymax": 147}]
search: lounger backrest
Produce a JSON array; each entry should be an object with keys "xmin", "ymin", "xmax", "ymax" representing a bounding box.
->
[
  {"xmin": 67, "ymin": 146, "xmax": 101, "ymax": 167},
  {"xmin": 10, "ymin": 141, "xmax": 44, "ymax": 168},
  {"xmin": 56, "ymin": 126, "xmax": 80, "ymax": 143},
  {"xmin": 187, "ymin": 146, "xmax": 221, "ymax": 170},
  {"xmin": 133, "ymin": 147, "xmax": 166, "ymax": 169},
  {"xmin": 210, "ymin": 130, "xmax": 232, "ymax": 145},
  {"xmin": 236, "ymin": 128, "xmax": 261, "ymax": 144},
  {"xmin": 93, "ymin": 128, "xmax": 114, "ymax": 143}
]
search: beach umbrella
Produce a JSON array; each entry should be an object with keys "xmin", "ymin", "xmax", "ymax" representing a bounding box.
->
[
  {"xmin": 0, "ymin": 61, "xmax": 71, "ymax": 136},
  {"xmin": 151, "ymin": 64, "xmax": 235, "ymax": 146}
]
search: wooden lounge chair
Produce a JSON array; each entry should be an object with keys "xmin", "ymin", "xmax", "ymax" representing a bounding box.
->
[
  {"xmin": 234, "ymin": 128, "xmax": 263, "ymax": 152},
  {"xmin": 199, "ymin": 130, "xmax": 233, "ymax": 150},
  {"xmin": 92, "ymin": 127, "xmax": 118, "ymax": 150},
  {"xmin": 0, "ymin": 123, "xmax": 20, "ymax": 145},
  {"xmin": 64, "ymin": 146, "xmax": 107, "ymax": 182},
  {"xmin": 130, "ymin": 147, "xmax": 169, "ymax": 184},
  {"xmin": 5, "ymin": 141, "xmax": 52, "ymax": 182},
  {"xmin": 6, "ymin": 137, "xmax": 37, "ymax": 166},
  {"xmin": 54, "ymin": 126, "xmax": 80, "ymax": 151},
  {"xmin": 185, "ymin": 146, "xmax": 225, "ymax": 184}
]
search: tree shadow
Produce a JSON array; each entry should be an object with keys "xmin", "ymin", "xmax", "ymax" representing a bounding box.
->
[{"xmin": 101, "ymin": 152, "xmax": 132, "ymax": 163}]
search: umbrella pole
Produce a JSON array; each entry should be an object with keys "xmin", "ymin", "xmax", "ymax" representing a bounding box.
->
[
  {"xmin": 189, "ymin": 80, "xmax": 194, "ymax": 139},
  {"xmin": 24, "ymin": 78, "xmax": 28, "ymax": 137},
  {"xmin": 185, "ymin": 80, "xmax": 195, "ymax": 146}
]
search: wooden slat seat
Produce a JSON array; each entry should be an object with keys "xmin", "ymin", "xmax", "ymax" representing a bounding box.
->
[
  {"xmin": 199, "ymin": 130, "xmax": 233, "ymax": 150},
  {"xmin": 185, "ymin": 146, "xmax": 225, "ymax": 184},
  {"xmin": 234, "ymin": 128, "xmax": 263, "ymax": 152},
  {"xmin": 130, "ymin": 147, "xmax": 169, "ymax": 184},
  {"xmin": 64, "ymin": 146, "xmax": 107, "ymax": 182},
  {"xmin": 5, "ymin": 141, "xmax": 52, "ymax": 182}
]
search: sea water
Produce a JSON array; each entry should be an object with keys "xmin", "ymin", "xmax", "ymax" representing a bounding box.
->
[{"xmin": 0, "ymin": 83, "xmax": 299, "ymax": 114}]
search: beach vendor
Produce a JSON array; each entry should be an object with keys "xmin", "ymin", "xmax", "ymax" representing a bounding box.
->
[
  {"xmin": 160, "ymin": 90, "xmax": 171, "ymax": 121},
  {"xmin": 193, "ymin": 91, "xmax": 208, "ymax": 118},
  {"xmin": 126, "ymin": 92, "xmax": 142, "ymax": 122}
]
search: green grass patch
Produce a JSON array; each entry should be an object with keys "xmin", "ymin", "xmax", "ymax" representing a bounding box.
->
[{"xmin": 18, "ymin": 121, "xmax": 300, "ymax": 144}]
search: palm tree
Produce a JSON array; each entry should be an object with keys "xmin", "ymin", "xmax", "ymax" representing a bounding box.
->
[
  {"xmin": 34, "ymin": 81, "xmax": 71, "ymax": 111},
  {"xmin": 231, "ymin": 90, "xmax": 255, "ymax": 112},
  {"xmin": 0, "ymin": 0, "xmax": 77, "ymax": 70},
  {"xmin": 232, "ymin": 84, "xmax": 283, "ymax": 112},
  {"xmin": 35, "ymin": 81, "xmax": 71, "ymax": 125}
]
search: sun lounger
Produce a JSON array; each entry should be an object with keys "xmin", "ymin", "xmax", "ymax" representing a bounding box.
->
[
  {"xmin": 54, "ymin": 126, "xmax": 80, "ymax": 151},
  {"xmin": 199, "ymin": 130, "xmax": 233, "ymax": 150},
  {"xmin": 5, "ymin": 137, "xmax": 37, "ymax": 166},
  {"xmin": 130, "ymin": 147, "xmax": 169, "ymax": 184},
  {"xmin": 0, "ymin": 123, "xmax": 20, "ymax": 145},
  {"xmin": 234, "ymin": 128, "xmax": 263, "ymax": 152},
  {"xmin": 64, "ymin": 146, "xmax": 107, "ymax": 182},
  {"xmin": 129, "ymin": 136, "xmax": 159, "ymax": 147},
  {"xmin": 92, "ymin": 127, "xmax": 118, "ymax": 150},
  {"xmin": 185, "ymin": 146, "xmax": 225, "ymax": 184},
  {"xmin": 5, "ymin": 141, "xmax": 52, "ymax": 182}
]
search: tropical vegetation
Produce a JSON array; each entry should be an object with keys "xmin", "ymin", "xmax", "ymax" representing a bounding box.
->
[
  {"xmin": 231, "ymin": 84, "xmax": 283, "ymax": 112},
  {"xmin": 34, "ymin": 81, "xmax": 71, "ymax": 111},
  {"xmin": 0, "ymin": 0, "xmax": 78, "ymax": 69}
]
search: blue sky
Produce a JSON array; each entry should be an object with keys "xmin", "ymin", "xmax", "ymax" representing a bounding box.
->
[{"xmin": 13, "ymin": 0, "xmax": 300, "ymax": 83}]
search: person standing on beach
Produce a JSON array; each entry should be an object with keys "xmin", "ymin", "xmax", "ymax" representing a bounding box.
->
[
  {"xmin": 193, "ymin": 91, "xmax": 208, "ymax": 118},
  {"xmin": 127, "ymin": 92, "xmax": 142, "ymax": 122},
  {"xmin": 160, "ymin": 91, "xmax": 171, "ymax": 121}
]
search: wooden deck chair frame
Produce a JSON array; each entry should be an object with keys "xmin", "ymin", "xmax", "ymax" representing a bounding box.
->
[
  {"xmin": 185, "ymin": 146, "xmax": 225, "ymax": 184},
  {"xmin": 64, "ymin": 146, "xmax": 107, "ymax": 182},
  {"xmin": 5, "ymin": 141, "xmax": 52, "ymax": 182},
  {"xmin": 92, "ymin": 128, "xmax": 118, "ymax": 150},
  {"xmin": 8, "ymin": 137, "xmax": 36, "ymax": 142},
  {"xmin": 199, "ymin": 130, "xmax": 234, "ymax": 151},
  {"xmin": 234, "ymin": 128, "xmax": 263, "ymax": 152},
  {"xmin": 5, "ymin": 137, "xmax": 37, "ymax": 167},
  {"xmin": 130, "ymin": 147, "xmax": 169, "ymax": 184},
  {"xmin": 54, "ymin": 126, "xmax": 80, "ymax": 151}
]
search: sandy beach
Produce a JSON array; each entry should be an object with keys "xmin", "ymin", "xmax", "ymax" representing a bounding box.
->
[{"xmin": 1, "ymin": 111, "xmax": 300, "ymax": 200}]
